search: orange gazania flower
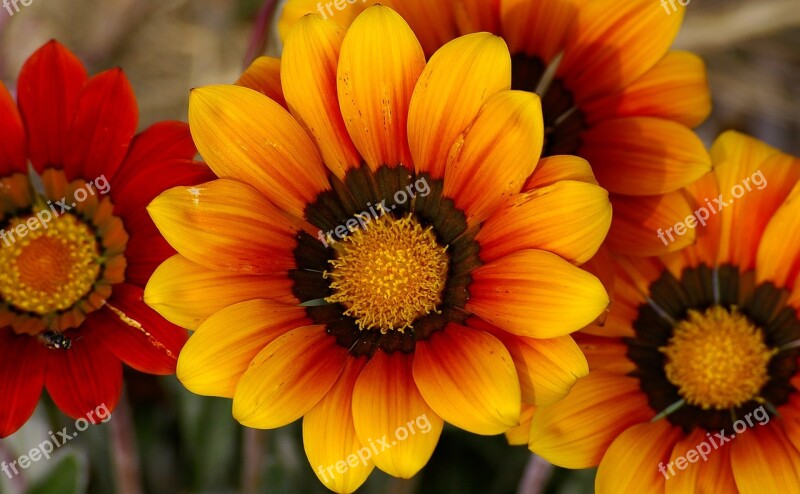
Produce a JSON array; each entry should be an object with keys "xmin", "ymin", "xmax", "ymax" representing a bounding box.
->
[
  {"xmin": 0, "ymin": 40, "xmax": 212, "ymax": 437},
  {"xmin": 526, "ymin": 132, "xmax": 800, "ymax": 492},
  {"xmin": 280, "ymin": 0, "xmax": 713, "ymax": 256},
  {"xmin": 146, "ymin": 6, "xmax": 611, "ymax": 493}
]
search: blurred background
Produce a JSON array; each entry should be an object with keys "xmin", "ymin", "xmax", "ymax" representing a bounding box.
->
[{"xmin": 0, "ymin": 0, "xmax": 798, "ymax": 493}]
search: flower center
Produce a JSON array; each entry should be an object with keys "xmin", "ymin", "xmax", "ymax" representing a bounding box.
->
[
  {"xmin": 660, "ymin": 306, "xmax": 775, "ymax": 410},
  {"xmin": 0, "ymin": 213, "xmax": 100, "ymax": 315},
  {"xmin": 324, "ymin": 214, "xmax": 448, "ymax": 333}
]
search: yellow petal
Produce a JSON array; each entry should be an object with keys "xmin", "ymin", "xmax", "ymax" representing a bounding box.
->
[
  {"xmin": 594, "ymin": 420, "xmax": 682, "ymax": 493},
  {"xmin": 303, "ymin": 357, "xmax": 375, "ymax": 494},
  {"xmin": 144, "ymin": 255, "xmax": 295, "ymax": 330},
  {"xmin": 529, "ymin": 371, "xmax": 652, "ymax": 468},
  {"xmin": 337, "ymin": 5, "xmax": 425, "ymax": 170},
  {"xmin": 408, "ymin": 32, "xmax": 511, "ymax": 178},
  {"xmin": 473, "ymin": 318, "xmax": 588, "ymax": 406},
  {"xmin": 235, "ymin": 56, "xmax": 286, "ymax": 107},
  {"xmin": 443, "ymin": 90, "xmax": 544, "ymax": 223},
  {"xmin": 188, "ymin": 85, "xmax": 328, "ymax": 218},
  {"xmin": 147, "ymin": 179, "xmax": 298, "ymax": 274},
  {"xmin": 467, "ymin": 249, "xmax": 609, "ymax": 338},
  {"xmin": 412, "ymin": 323, "xmax": 521, "ymax": 435},
  {"xmin": 282, "ymin": 14, "xmax": 361, "ymax": 179},
  {"xmin": 476, "ymin": 180, "xmax": 611, "ymax": 264},
  {"xmin": 233, "ymin": 326, "xmax": 349, "ymax": 428},
  {"xmin": 505, "ymin": 404, "xmax": 536, "ymax": 446},
  {"xmin": 351, "ymin": 350, "xmax": 443, "ymax": 478},
  {"xmin": 523, "ymin": 155, "xmax": 598, "ymax": 190},
  {"xmin": 177, "ymin": 300, "xmax": 309, "ymax": 397}
]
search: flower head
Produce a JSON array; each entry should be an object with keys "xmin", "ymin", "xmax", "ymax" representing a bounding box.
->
[
  {"xmin": 281, "ymin": 0, "xmax": 714, "ymax": 256},
  {"xmin": 0, "ymin": 40, "xmax": 212, "ymax": 437},
  {"xmin": 526, "ymin": 132, "xmax": 800, "ymax": 493},
  {"xmin": 146, "ymin": 6, "xmax": 611, "ymax": 492}
]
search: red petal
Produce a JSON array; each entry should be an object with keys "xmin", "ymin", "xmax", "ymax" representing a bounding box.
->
[
  {"xmin": 17, "ymin": 40, "xmax": 88, "ymax": 171},
  {"xmin": 63, "ymin": 68, "xmax": 138, "ymax": 181},
  {"xmin": 88, "ymin": 284, "xmax": 187, "ymax": 375},
  {"xmin": 0, "ymin": 82, "xmax": 27, "ymax": 175},
  {"xmin": 44, "ymin": 329, "xmax": 122, "ymax": 421},
  {"xmin": 0, "ymin": 329, "xmax": 46, "ymax": 437},
  {"xmin": 124, "ymin": 223, "xmax": 177, "ymax": 286}
]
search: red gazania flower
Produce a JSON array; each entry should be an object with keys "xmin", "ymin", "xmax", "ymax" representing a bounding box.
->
[
  {"xmin": 280, "ymin": 0, "xmax": 714, "ymax": 256},
  {"xmin": 0, "ymin": 40, "xmax": 212, "ymax": 437}
]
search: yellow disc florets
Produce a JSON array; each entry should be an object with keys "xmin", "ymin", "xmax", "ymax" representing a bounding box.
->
[
  {"xmin": 324, "ymin": 214, "xmax": 448, "ymax": 333},
  {"xmin": 660, "ymin": 306, "xmax": 776, "ymax": 410},
  {"xmin": 0, "ymin": 213, "xmax": 100, "ymax": 315}
]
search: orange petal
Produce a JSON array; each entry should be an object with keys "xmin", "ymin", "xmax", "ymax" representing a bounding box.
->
[
  {"xmin": 500, "ymin": 0, "xmax": 587, "ymax": 62},
  {"xmin": 279, "ymin": 0, "xmax": 365, "ymax": 41},
  {"xmin": 282, "ymin": 14, "xmax": 362, "ymax": 179},
  {"xmin": 0, "ymin": 82, "xmax": 26, "ymax": 174},
  {"xmin": 580, "ymin": 117, "xmax": 711, "ymax": 196},
  {"xmin": 730, "ymin": 423, "xmax": 800, "ymax": 493},
  {"xmin": 757, "ymin": 180, "xmax": 800, "ymax": 287},
  {"xmin": 235, "ymin": 56, "xmax": 286, "ymax": 108},
  {"xmin": 710, "ymin": 131, "xmax": 800, "ymax": 270},
  {"xmin": 412, "ymin": 323, "xmax": 520, "ymax": 435},
  {"xmin": 386, "ymin": 1, "xmax": 460, "ymax": 56},
  {"xmin": 188, "ymin": 84, "xmax": 329, "ymax": 218},
  {"xmin": 594, "ymin": 420, "xmax": 682, "ymax": 493},
  {"xmin": 351, "ymin": 351, "xmax": 443, "ymax": 478},
  {"xmin": 663, "ymin": 427, "xmax": 738, "ymax": 493},
  {"xmin": 523, "ymin": 155, "xmax": 598, "ymax": 190},
  {"xmin": 144, "ymin": 255, "xmax": 296, "ymax": 329},
  {"xmin": 177, "ymin": 300, "xmax": 309, "ymax": 397},
  {"xmin": 583, "ymin": 51, "xmax": 711, "ymax": 129},
  {"xmin": 529, "ymin": 371, "xmax": 652, "ymax": 468},
  {"xmin": 575, "ymin": 334, "xmax": 636, "ymax": 373},
  {"xmin": 408, "ymin": 32, "xmax": 511, "ymax": 178},
  {"xmin": 443, "ymin": 90, "xmax": 544, "ymax": 223},
  {"xmin": 303, "ymin": 357, "xmax": 375, "ymax": 494},
  {"xmin": 558, "ymin": 0, "xmax": 684, "ymax": 103},
  {"xmin": 147, "ymin": 179, "xmax": 299, "ymax": 274},
  {"xmin": 453, "ymin": 0, "xmax": 501, "ymax": 34},
  {"xmin": 233, "ymin": 326, "xmax": 349, "ymax": 428},
  {"xmin": 467, "ymin": 249, "xmax": 609, "ymax": 338},
  {"xmin": 605, "ymin": 191, "xmax": 697, "ymax": 257},
  {"xmin": 476, "ymin": 179, "xmax": 611, "ymax": 264}
]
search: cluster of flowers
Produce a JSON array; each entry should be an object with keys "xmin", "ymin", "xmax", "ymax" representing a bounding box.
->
[{"xmin": 1, "ymin": 1, "xmax": 798, "ymax": 493}]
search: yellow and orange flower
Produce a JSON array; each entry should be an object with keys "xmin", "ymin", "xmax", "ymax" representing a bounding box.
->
[
  {"xmin": 145, "ymin": 6, "xmax": 612, "ymax": 492},
  {"xmin": 281, "ymin": 0, "xmax": 713, "ymax": 256},
  {"xmin": 0, "ymin": 40, "xmax": 213, "ymax": 437},
  {"xmin": 525, "ymin": 132, "xmax": 800, "ymax": 493}
]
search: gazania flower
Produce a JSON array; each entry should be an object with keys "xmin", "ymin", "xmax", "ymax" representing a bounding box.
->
[
  {"xmin": 525, "ymin": 132, "xmax": 800, "ymax": 492},
  {"xmin": 145, "ymin": 6, "xmax": 611, "ymax": 493},
  {"xmin": 280, "ymin": 0, "xmax": 713, "ymax": 256},
  {"xmin": 0, "ymin": 40, "xmax": 212, "ymax": 437}
]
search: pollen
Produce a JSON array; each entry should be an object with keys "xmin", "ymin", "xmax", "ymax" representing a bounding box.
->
[
  {"xmin": 660, "ymin": 306, "xmax": 776, "ymax": 410},
  {"xmin": 323, "ymin": 214, "xmax": 449, "ymax": 333},
  {"xmin": 0, "ymin": 213, "xmax": 101, "ymax": 315}
]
